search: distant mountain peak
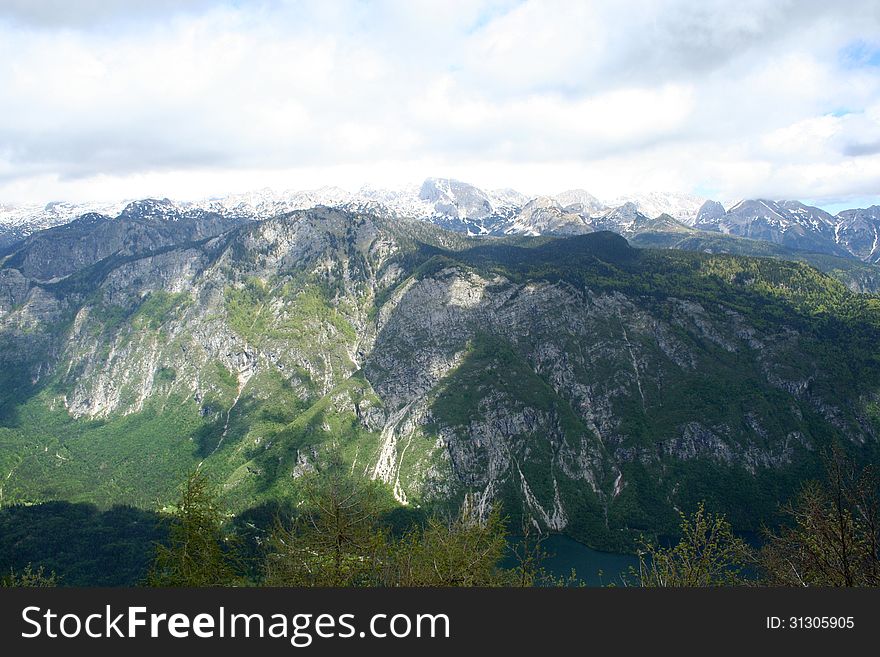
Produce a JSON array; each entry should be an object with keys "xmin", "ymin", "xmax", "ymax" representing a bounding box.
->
[
  {"xmin": 695, "ymin": 200, "xmax": 726, "ymax": 229},
  {"xmin": 600, "ymin": 202, "xmax": 648, "ymax": 229},
  {"xmin": 553, "ymin": 189, "xmax": 605, "ymax": 215},
  {"xmin": 606, "ymin": 191, "xmax": 706, "ymax": 225},
  {"xmin": 1, "ymin": 181, "xmax": 879, "ymax": 263},
  {"xmin": 119, "ymin": 198, "xmax": 180, "ymax": 219}
]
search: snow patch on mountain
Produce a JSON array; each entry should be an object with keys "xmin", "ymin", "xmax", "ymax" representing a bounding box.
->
[{"xmin": 0, "ymin": 200, "xmax": 129, "ymax": 231}]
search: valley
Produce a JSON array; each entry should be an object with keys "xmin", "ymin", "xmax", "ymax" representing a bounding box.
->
[{"xmin": 2, "ymin": 199, "xmax": 879, "ymax": 555}]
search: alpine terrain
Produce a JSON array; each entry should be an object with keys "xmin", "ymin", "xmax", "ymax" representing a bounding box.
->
[{"xmin": 2, "ymin": 187, "xmax": 880, "ymax": 553}]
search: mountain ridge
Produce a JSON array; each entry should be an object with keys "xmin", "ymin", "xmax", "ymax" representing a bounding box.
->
[
  {"xmin": 4, "ymin": 180, "xmax": 878, "ymax": 267},
  {"xmin": 2, "ymin": 206, "xmax": 879, "ymax": 550}
]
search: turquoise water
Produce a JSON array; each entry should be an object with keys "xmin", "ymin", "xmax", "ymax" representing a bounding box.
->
[
  {"xmin": 527, "ymin": 533, "xmax": 761, "ymax": 586},
  {"xmin": 508, "ymin": 534, "xmax": 639, "ymax": 587}
]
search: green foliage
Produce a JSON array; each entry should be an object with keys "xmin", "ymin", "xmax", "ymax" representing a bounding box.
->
[
  {"xmin": 210, "ymin": 376, "xmax": 382, "ymax": 507},
  {"xmin": 147, "ymin": 471, "xmax": 242, "ymax": 587},
  {"xmin": 0, "ymin": 392, "xmax": 204, "ymax": 508},
  {"xmin": 262, "ymin": 470, "xmax": 522, "ymax": 587},
  {"xmin": 225, "ymin": 278, "xmax": 356, "ymax": 349},
  {"xmin": 155, "ymin": 366, "xmax": 177, "ymax": 383},
  {"xmin": 1, "ymin": 564, "xmax": 58, "ymax": 587},
  {"xmin": 86, "ymin": 290, "xmax": 191, "ymax": 336},
  {"xmin": 393, "ymin": 508, "xmax": 509, "ymax": 587},
  {"xmin": 631, "ymin": 230, "xmax": 880, "ymax": 294},
  {"xmin": 89, "ymin": 299, "xmax": 130, "ymax": 335},
  {"xmin": 506, "ymin": 522, "xmax": 583, "ymax": 587},
  {"xmin": 212, "ymin": 361, "xmax": 237, "ymax": 390},
  {"xmin": 390, "ymin": 504, "xmax": 510, "ymax": 586},
  {"xmin": 132, "ymin": 291, "xmax": 191, "ymax": 330},
  {"xmin": 629, "ymin": 503, "xmax": 752, "ymax": 587},
  {"xmin": 225, "ymin": 278, "xmax": 272, "ymax": 343},
  {"xmin": 432, "ymin": 333, "xmax": 576, "ymax": 428},
  {"xmin": 759, "ymin": 448, "xmax": 880, "ymax": 586},
  {"xmin": 263, "ymin": 466, "xmax": 388, "ymax": 587},
  {"xmin": 0, "ymin": 502, "xmax": 165, "ymax": 586}
]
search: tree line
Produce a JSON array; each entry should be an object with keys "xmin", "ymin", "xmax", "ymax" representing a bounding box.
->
[{"xmin": 4, "ymin": 447, "xmax": 878, "ymax": 587}]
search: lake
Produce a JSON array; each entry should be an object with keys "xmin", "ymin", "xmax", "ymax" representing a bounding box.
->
[{"xmin": 507, "ymin": 534, "xmax": 639, "ymax": 586}]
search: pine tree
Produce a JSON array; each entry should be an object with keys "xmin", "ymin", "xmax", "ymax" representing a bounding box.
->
[
  {"xmin": 147, "ymin": 470, "xmax": 240, "ymax": 586},
  {"xmin": 263, "ymin": 467, "xmax": 387, "ymax": 587},
  {"xmin": 390, "ymin": 499, "xmax": 509, "ymax": 587}
]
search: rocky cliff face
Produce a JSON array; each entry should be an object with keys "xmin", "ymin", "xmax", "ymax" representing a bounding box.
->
[
  {"xmin": 3, "ymin": 202, "xmax": 243, "ymax": 281},
  {"xmin": 697, "ymin": 199, "xmax": 850, "ymax": 257},
  {"xmin": 503, "ymin": 197, "xmax": 593, "ymax": 236},
  {"xmin": 836, "ymin": 206, "xmax": 880, "ymax": 264},
  {"xmin": 1, "ymin": 207, "xmax": 878, "ymax": 547}
]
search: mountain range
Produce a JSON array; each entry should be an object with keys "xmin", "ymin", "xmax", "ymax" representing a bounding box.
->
[
  {"xmin": 2, "ymin": 189, "xmax": 880, "ymax": 551},
  {"xmin": 3, "ymin": 177, "xmax": 878, "ymax": 265}
]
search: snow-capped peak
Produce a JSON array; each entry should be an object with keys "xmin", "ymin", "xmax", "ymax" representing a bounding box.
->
[{"xmin": 604, "ymin": 192, "xmax": 707, "ymax": 226}]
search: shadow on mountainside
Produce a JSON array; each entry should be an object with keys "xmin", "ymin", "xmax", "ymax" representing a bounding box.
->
[{"xmin": 0, "ymin": 501, "xmax": 168, "ymax": 586}]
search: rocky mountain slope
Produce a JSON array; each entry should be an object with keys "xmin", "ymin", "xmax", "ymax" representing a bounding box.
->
[
  {"xmin": 2, "ymin": 200, "xmax": 244, "ymax": 281},
  {"xmin": 836, "ymin": 206, "xmax": 880, "ymax": 264},
  {"xmin": 1, "ymin": 206, "xmax": 879, "ymax": 548},
  {"xmin": 694, "ymin": 199, "xmax": 850, "ymax": 257},
  {"xmin": 0, "ymin": 200, "xmax": 129, "ymax": 250}
]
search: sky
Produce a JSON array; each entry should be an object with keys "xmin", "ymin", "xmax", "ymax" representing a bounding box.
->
[{"xmin": 0, "ymin": 0, "xmax": 879, "ymax": 210}]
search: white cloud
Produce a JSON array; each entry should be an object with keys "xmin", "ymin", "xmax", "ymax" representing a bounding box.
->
[{"xmin": 0, "ymin": 0, "xmax": 879, "ymax": 208}]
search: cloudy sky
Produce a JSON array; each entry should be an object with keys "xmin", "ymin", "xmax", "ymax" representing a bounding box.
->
[{"xmin": 1, "ymin": 0, "xmax": 879, "ymax": 210}]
